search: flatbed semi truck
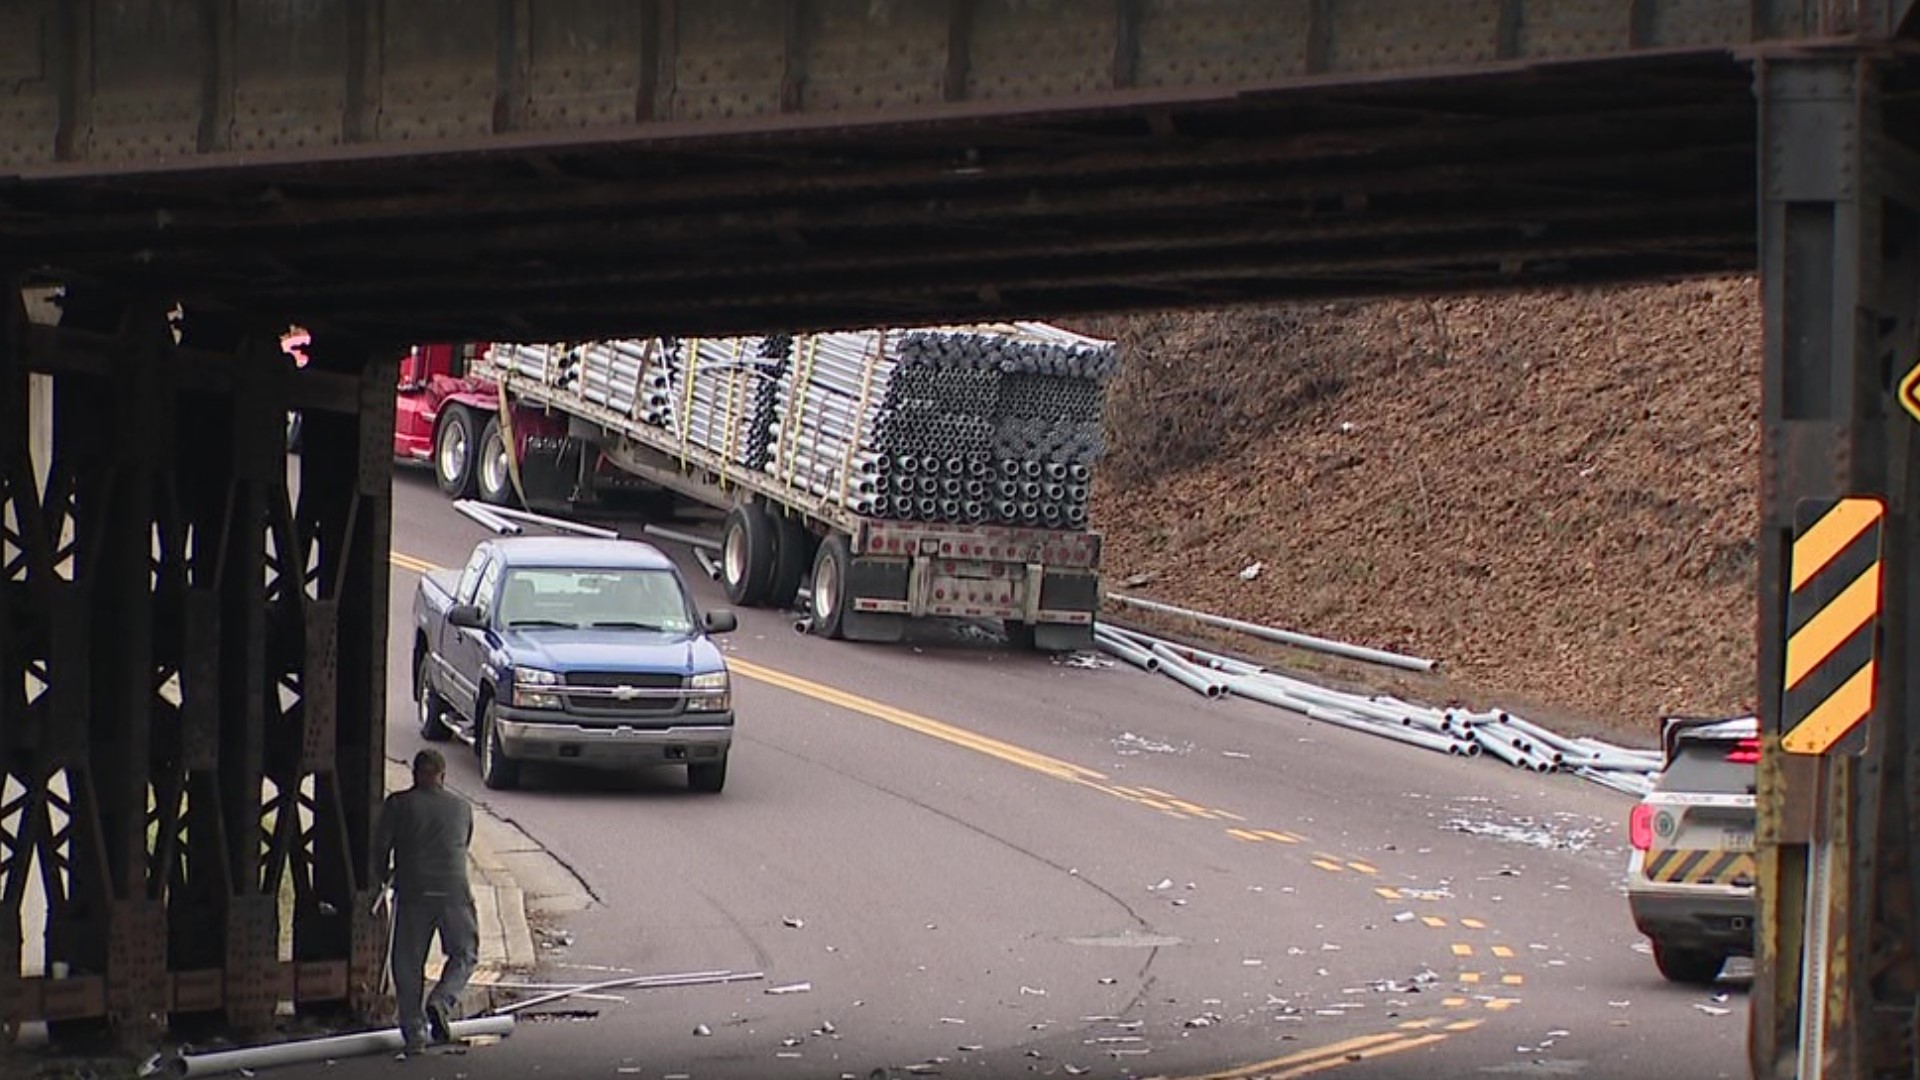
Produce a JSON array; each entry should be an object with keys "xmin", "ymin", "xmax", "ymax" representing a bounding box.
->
[{"xmin": 417, "ymin": 325, "xmax": 1115, "ymax": 651}]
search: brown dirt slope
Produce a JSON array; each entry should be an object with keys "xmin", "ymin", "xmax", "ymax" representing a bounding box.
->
[{"xmin": 1085, "ymin": 278, "xmax": 1761, "ymax": 733}]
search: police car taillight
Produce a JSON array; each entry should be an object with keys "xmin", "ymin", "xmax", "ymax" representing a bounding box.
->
[
  {"xmin": 1629, "ymin": 803, "xmax": 1654, "ymax": 851},
  {"xmin": 1726, "ymin": 737, "xmax": 1761, "ymax": 765}
]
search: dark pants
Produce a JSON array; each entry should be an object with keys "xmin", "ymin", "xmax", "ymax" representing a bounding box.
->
[{"xmin": 391, "ymin": 890, "xmax": 480, "ymax": 1045}]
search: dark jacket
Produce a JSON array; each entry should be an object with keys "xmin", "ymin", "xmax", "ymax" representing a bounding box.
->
[{"xmin": 374, "ymin": 785, "xmax": 474, "ymax": 899}]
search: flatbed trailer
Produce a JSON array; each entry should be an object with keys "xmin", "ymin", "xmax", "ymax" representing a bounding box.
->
[{"xmin": 472, "ymin": 329, "xmax": 1107, "ymax": 650}]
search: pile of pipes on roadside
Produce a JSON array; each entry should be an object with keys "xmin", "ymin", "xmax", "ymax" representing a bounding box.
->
[{"xmin": 1093, "ymin": 603, "xmax": 1663, "ymax": 798}]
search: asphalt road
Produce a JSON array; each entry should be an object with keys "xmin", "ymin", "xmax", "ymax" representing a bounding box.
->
[{"xmin": 283, "ymin": 469, "xmax": 1753, "ymax": 1080}]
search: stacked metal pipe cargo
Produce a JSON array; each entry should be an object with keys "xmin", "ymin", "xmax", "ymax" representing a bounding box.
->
[{"xmin": 493, "ymin": 323, "xmax": 1116, "ymax": 530}]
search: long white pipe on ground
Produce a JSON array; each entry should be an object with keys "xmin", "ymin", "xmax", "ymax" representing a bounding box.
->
[
  {"xmin": 167, "ymin": 1016, "xmax": 516, "ymax": 1077},
  {"xmin": 1106, "ymin": 592, "xmax": 1438, "ymax": 672}
]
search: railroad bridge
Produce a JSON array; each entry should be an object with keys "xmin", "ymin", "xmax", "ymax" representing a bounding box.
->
[{"xmin": 0, "ymin": 2, "xmax": 1917, "ymax": 1075}]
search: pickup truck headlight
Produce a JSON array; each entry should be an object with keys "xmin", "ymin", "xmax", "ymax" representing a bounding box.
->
[
  {"xmin": 685, "ymin": 669, "xmax": 731, "ymax": 712},
  {"xmin": 511, "ymin": 666, "xmax": 565, "ymax": 710}
]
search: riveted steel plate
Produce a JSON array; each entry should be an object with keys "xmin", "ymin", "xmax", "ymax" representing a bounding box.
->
[
  {"xmin": 89, "ymin": 6, "xmax": 204, "ymax": 163},
  {"xmin": 224, "ymin": 893, "xmax": 278, "ymax": 1029},
  {"xmin": 671, "ymin": 1, "xmax": 788, "ymax": 122},
  {"xmin": 377, "ymin": 1, "xmax": 496, "ymax": 141},
  {"xmin": 170, "ymin": 968, "xmax": 224, "ymax": 1013},
  {"xmin": 0, "ymin": 1, "xmax": 54, "ymax": 170},
  {"xmin": 1514, "ymin": 0, "xmax": 1631, "ymax": 57},
  {"xmin": 1326, "ymin": 0, "xmax": 1503, "ymax": 73},
  {"xmin": 525, "ymin": 0, "xmax": 646, "ymax": 130},
  {"xmin": 1641, "ymin": 0, "xmax": 1753, "ymax": 48},
  {"xmin": 232, "ymin": 0, "xmax": 349, "ymax": 152},
  {"xmin": 302, "ymin": 600, "xmax": 338, "ymax": 772},
  {"xmin": 107, "ymin": 900, "xmax": 167, "ymax": 1035},
  {"xmin": 1136, "ymin": 0, "xmax": 1314, "ymax": 87},
  {"xmin": 37, "ymin": 974, "xmax": 106, "ymax": 1021},
  {"xmin": 182, "ymin": 589, "xmax": 220, "ymax": 771},
  {"xmin": 967, "ymin": 0, "xmax": 1114, "ymax": 101},
  {"xmin": 800, "ymin": 0, "xmax": 947, "ymax": 112}
]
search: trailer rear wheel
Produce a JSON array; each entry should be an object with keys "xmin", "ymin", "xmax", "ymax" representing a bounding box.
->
[
  {"xmin": 767, "ymin": 514, "xmax": 813, "ymax": 610},
  {"xmin": 477, "ymin": 416, "xmax": 514, "ymax": 506},
  {"xmin": 809, "ymin": 534, "xmax": 852, "ymax": 639},
  {"xmin": 435, "ymin": 405, "xmax": 480, "ymax": 498},
  {"xmin": 722, "ymin": 503, "xmax": 778, "ymax": 607}
]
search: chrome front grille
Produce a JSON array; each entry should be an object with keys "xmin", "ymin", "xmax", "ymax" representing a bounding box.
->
[{"xmin": 561, "ymin": 671, "xmax": 685, "ymax": 714}]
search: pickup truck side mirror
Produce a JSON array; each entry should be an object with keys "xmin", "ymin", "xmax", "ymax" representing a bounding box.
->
[
  {"xmin": 702, "ymin": 610, "xmax": 738, "ymax": 635},
  {"xmin": 448, "ymin": 603, "xmax": 489, "ymax": 630}
]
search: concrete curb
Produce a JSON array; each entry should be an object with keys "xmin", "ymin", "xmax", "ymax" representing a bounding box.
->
[{"xmin": 383, "ymin": 760, "xmax": 594, "ymax": 1008}]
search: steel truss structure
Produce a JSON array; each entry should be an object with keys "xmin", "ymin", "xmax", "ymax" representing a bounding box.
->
[
  {"xmin": 2, "ymin": 1, "xmax": 1920, "ymax": 1074},
  {"xmin": 0, "ymin": 292, "xmax": 395, "ymax": 1045},
  {"xmin": 1752, "ymin": 55, "xmax": 1920, "ymax": 1079}
]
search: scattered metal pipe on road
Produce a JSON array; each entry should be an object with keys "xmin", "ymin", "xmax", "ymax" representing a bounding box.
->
[
  {"xmin": 1148, "ymin": 643, "xmax": 1227, "ymax": 699},
  {"xmin": 1105, "ymin": 592, "xmax": 1439, "ymax": 672},
  {"xmin": 1092, "ymin": 628, "xmax": 1159, "ymax": 673},
  {"xmin": 162, "ymin": 1016, "xmax": 516, "ymax": 1077},
  {"xmin": 693, "ymin": 546, "xmax": 721, "ymax": 580},
  {"xmin": 492, "ymin": 969, "xmax": 766, "ymax": 1015},
  {"xmin": 1093, "ymin": 620, "xmax": 1659, "ymax": 794},
  {"xmin": 641, "ymin": 523, "xmax": 723, "ymax": 551},
  {"xmin": 452, "ymin": 500, "xmax": 522, "ymax": 534},
  {"xmin": 476, "ymin": 502, "xmax": 622, "ymax": 540}
]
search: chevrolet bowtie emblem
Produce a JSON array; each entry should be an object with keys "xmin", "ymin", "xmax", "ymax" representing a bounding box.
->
[{"xmin": 612, "ymin": 685, "xmax": 640, "ymax": 700}]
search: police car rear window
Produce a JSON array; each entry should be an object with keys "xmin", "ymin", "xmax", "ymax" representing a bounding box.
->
[{"xmin": 1655, "ymin": 743, "xmax": 1755, "ymax": 795}]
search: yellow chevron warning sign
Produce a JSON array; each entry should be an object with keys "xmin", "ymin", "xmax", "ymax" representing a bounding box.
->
[
  {"xmin": 1900, "ymin": 362, "xmax": 1920, "ymax": 424},
  {"xmin": 1781, "ymin": 497, "xmax": 1885, "ymax": 756}
]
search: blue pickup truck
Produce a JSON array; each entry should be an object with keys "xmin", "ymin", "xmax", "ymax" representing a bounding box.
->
[{"xmin": 412, "ymin": 536, "xmax": 739, "ymax": 792}]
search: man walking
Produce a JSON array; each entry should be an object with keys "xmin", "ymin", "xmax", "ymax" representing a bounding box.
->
[{"xmin": 374, "ymin": 749, "xmax": 479, "ymax": 1053}]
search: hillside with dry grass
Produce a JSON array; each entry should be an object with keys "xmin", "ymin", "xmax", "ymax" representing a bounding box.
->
[{"xmin": 1083, "ymin": 278, "xmax": 1761, "ymax": 734}]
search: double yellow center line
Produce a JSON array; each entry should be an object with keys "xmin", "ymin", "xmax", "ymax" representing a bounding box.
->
[
  {"xmin": 1185, "ymin": 1022, "xmax": 1476, "ymax": 1080},
  {"xmin": 390, "ymin": 548, "xmax": 1490, "ymax": 1075},
  {"xmin": 391, "ymin": 550, "xmax": 1103, "ymax": 783}
]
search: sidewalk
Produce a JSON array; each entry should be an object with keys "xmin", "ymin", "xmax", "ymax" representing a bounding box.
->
[{"xmin": 382, "ymin": 761, "xmax": 595, "ymax": 1007}]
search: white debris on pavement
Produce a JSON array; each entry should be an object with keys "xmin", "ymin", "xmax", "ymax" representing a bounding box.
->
[{"xmin": 1117, "ymin": 732, "xmax": 1189, "ymax": 755}]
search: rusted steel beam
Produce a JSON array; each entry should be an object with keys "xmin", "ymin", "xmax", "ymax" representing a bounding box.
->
[{"xmin": 0, "ymin": 0, "xmax": 1855, "ymax": 174}]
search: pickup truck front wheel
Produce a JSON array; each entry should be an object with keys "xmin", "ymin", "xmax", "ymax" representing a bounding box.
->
[
  {"xmin": 688, "ymin": 757, "xmax": 728, "ymax": 794},
  {"xmin": 416, "ymin": 662, "xmax": 453, "ymax": 743},
  {"xmin": 479, "ymin": 700, "xmax": 521, "ymax": 790}
]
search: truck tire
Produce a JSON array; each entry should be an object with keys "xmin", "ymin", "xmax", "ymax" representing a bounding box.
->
[
  {"xmin": 767, "ymin": 513, "xmax": 813, "ymax": 611},
  {"xmin": 809, "ymin": 533, "xmax": 853, "ymax": 640},
  {"xmin": 688, "ymin": 757, "xmax": 728, "ymax": 794},
  {"xmin": 416, "ymin": 656, "xmax": 452, "ymax": 743},
  {"xmin": 479, "ymin": 698, "xmax": 521, "ymax": 790},
  {"xmin": 435, "ymin": 405, "xmax": 480, "ymax": 499},
  {"xmin": 1002, "ymin": 620, "xmax": 1038, "ymax": 651},
  {"xmin": 477, "ymin": 416, "xmax": 515, "ymax": 506},
  {"xmin": 721, "ymin": 503, "xmax": 777, "ymax": 607},
  {"xmin": 1651, "ymin": 940, "xmax": 1724, "ymax": 985}
]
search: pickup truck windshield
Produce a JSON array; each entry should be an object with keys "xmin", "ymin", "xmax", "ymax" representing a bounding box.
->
[{"xmin": 498, "ymin": 567, "xmax": 694, "ymax": 633}]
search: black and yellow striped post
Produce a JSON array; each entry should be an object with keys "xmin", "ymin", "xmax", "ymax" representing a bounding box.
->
[{"xmin": 1780, "ymin": 497, "xmax": 1886, "ymax": 757}]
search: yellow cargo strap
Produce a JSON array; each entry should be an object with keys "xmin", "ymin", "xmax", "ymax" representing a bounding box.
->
[{"xmin": 679, "ymin": 338, "xmax": 700, "ymax": 469}]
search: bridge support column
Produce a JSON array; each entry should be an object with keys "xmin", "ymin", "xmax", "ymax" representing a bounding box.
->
[
  {"xmin": 0, "ymin": 286, "xmax": 395, "ymax": 1049},
  {"xmin": 1753, "ymin": 53, "xmax": 1920, "ymax": 1079}
]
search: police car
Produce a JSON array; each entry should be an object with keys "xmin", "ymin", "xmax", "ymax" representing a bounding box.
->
[{"xmin": 1625, "ymin": 716, "xmax": 1758, "ymax": 985}]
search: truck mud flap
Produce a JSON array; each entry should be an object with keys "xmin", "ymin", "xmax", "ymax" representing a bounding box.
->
[
  {"xmin": 517, "ymin": 435, "xmax": 584, "ymax": 508},
  {"xmin": 1040, "ymin": 570, "xmax": 1099, "ymax": 617},
  {"xmin": 843, "ymin": 555, "xmax": 908, "ymax": 642},
  {"xmin": 1032, "ymin": 623, "xmax": 1094, "ymax": 652}
]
